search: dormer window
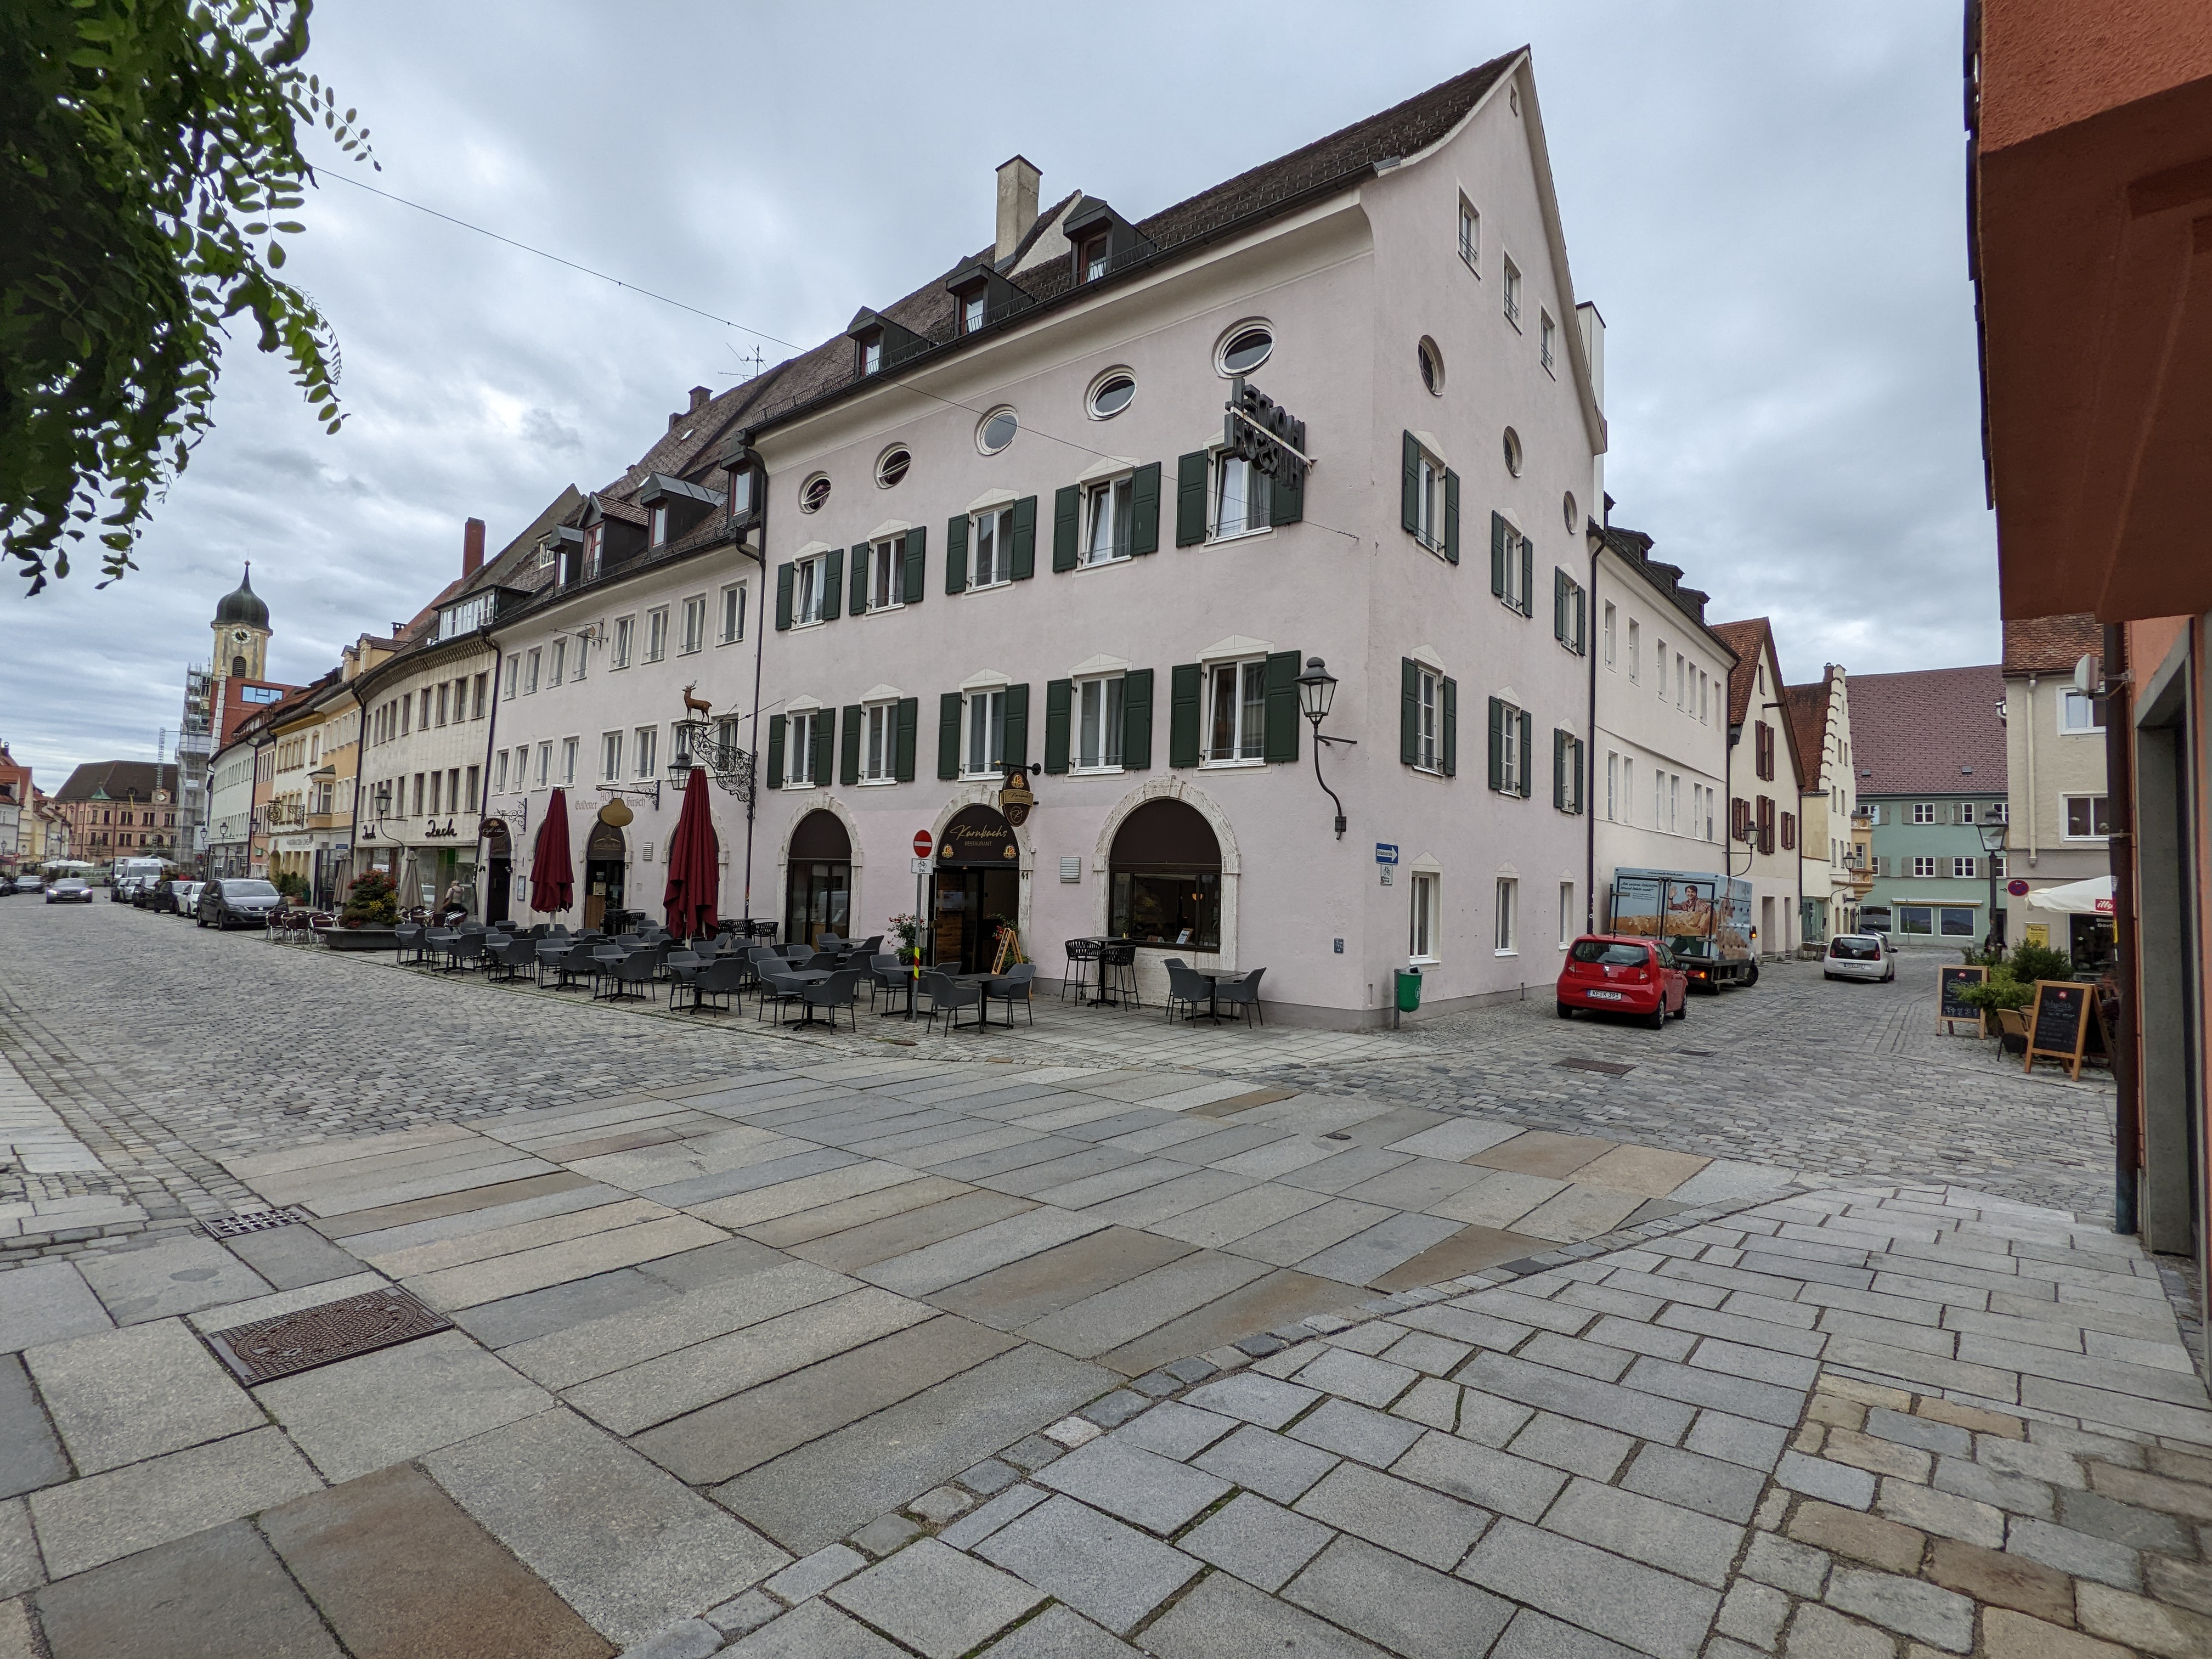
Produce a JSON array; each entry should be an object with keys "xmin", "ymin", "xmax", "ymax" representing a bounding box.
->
[
  {"xmin": 958, "ymin": 286, "xmax": 986, "ymax": 334},
  {"xmin": 859, "ymin": 329, "xmax": 883, "ymax": 375},
  {"xmin": 583, "ymin": 523, "xmax": 602, "ymax": 578},
  {"xmin": 1081, "ymin": 234, "xmax": 1108, "ymax": 281},
  {"xmin": 648, "ymin": 504, "xmax": 669, "ymax": 546}
]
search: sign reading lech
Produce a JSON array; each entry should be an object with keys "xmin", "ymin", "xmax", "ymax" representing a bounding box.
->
[{"xmin": 912, "ymin": 830, "xmax": 933, "ymax": 860}]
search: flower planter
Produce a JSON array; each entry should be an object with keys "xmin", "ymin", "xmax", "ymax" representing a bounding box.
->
[{"xmin": 321, "ymin": 927, "xmax": 400, "ymax": 952}]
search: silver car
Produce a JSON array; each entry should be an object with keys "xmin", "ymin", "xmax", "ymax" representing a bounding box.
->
[
  {"xmin": 45, "ymin": 879, "xmax": 94, "ymax": 905},
  {"xmin": 1824, "ymin": 934, "xmax": 1894, "ymax": 983}
]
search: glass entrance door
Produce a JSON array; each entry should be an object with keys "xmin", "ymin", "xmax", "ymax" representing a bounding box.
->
[
  {"xmin": 785, "ymin": 862, "xmax": 850, "ymax": 949},
  {"xmin": 931, "ymin": 868, "xmax": 1020, "ymax": 973},
  {"xmin": 584, "ymin": 859, "xmax": 624, "ymax": 930}
]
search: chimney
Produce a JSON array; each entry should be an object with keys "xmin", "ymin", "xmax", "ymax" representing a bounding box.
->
[
  {"xmin": 690, "ymin": 386, "xmax": 710, "ymax": 412},
  {"xmin": 995, "ymin": 155, "xmax": 1041, "ymax": 264},
  {"xmin": 462, "ymin": 517, "xmax": 486, "ymax": 580}
]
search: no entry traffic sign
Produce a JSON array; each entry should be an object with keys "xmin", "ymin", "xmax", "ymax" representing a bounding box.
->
[{"xmin": 913, "ymin": 829, "xmax": 934, "ymax": 860}]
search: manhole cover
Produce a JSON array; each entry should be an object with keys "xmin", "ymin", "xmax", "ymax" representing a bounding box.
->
[
  {"xmin": 203, "ymin": 1206, "xmax": 313, "ymax": 1239},
  {"xmin": 1555, "ymin": 1057, "xmax": 1634, "ymax": 1077},
  {"xmin": 204, "ymin": 1287, "xmax": 450, "ymax": 1385}
]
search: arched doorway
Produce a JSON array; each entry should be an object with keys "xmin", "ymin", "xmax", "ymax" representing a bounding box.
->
[
  {"xmin": 482, "ymin": 819, "xmax": 512, "ymax": 924},
  {"xmin": 933, "ymin": 804, "xmax": 1020, "ymax": 973},
  {"xmin": 1109, "ymin": 799, "xmax": 1223, "ymax": 950},
  {"xmin": 785, "ymin": 810, "xmax": 852, "ymax": 949},
  {"xmin": 583, "ymin": 820, "xmax": 626, "ymax": 930}
]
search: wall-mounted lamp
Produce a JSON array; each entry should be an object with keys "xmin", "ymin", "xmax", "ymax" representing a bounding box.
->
[{"xmin": 1295, "ymin": 657, "xmax": 1355, "ymax": 839}]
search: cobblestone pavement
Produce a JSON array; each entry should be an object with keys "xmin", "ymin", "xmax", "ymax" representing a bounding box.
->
[{"xmin": 0, "ymin": 904, "xmax": 2174, "ymax": 1659}]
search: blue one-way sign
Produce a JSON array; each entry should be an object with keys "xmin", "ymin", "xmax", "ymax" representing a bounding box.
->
[{"xmin": 1374, "ymin": 843, "xmax": 1398, "ymax": 865}]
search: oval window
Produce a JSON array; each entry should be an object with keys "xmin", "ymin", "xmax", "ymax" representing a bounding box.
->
[
  {"xmin": 876, "ymin": 447, "xmax": 911, "ymax": 489},
  {"xmin": 1502, "ymin": 427, "xmax": 1524, "ymax": 478},
  {"xmin": 799, "ymin": 475, "xmax": 832, "ymax": 514},
  {"xmin": 1220, "ymin": 326, "xmax": 1273, "ymax": 375},
  {"xmin": 978, "ymin": 408, "xmax": 1019, "ymax": 454},
  {"xmin": 1562, "ymin": 491, "xmax": 1579, "ymax": 533},
  {"xmin": 1088, "ymin": 373, "xmax": 1136, "ymax": 419},
  {"xmin": 1418, "ymin": 337, "xmax": 1443, "ymax": 396}
]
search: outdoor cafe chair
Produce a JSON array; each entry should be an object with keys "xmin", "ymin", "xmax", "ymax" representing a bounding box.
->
[
  {"xmin": 798, "ymin": 967, "xmax": 864, "ymax": 1032},
  {"xmin": 802, "ymin": 951, "xmax": 841, "ymax": 972},
  {"xmin": 1215, "ymin": 965, "xmax": 1267, "ymax": 1026},
  {"xmin": 867, "ymin": 953, "xmax": 907, "ymax": 1012},
  {"xmin": 1165, "ymin": 961, "xmax": 1212, "ymax": 1024},
  {"xmin": 393, "ymin": 923, "xmax": 425, "ymax": 964},
  {"xmin": 1099, "ymin": 941, "xmax": 1139, "ymax": 1009},
  {"xmin": 440, "ymin": 932, "xmax": 487, "ymax": 974},
  {"xmin": 678, "ymin": 955, "xmax": 749, "ymax": 1014},
  {"xmin": 552, "ymin": 942, "xmax": 601, "ymax": 992},
  {"xmin": 756, "ymin": 964, "xmax": 805, "ymax": 1026},
  {"xmin": 1061, "ymin": 939, "xmax": 1100, "ymax": 1002},
  {"xmin": 485, "ymin": 935, "xmax": 534, "ymax": 983},
  {"xmin": 921, "ymin": 971, "xmax": 982, "ymax": 1036},
  {"xmin": 984, "ymin": 962, "xmax": 1037, "ymax": 1027},
  {"xmin": 599, "ymin": 950, "xmax": 658, "ymax": 1005}
]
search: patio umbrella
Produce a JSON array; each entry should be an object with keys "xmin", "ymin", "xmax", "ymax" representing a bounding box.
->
[
  {"xmin": 2024, "ymin": 874, "xmax": 2114, "ymax": 915},
  {"xmin": 530, "ymin": 788, "xmax": 574, "ymax": 914},
  {"xmin": 396, "ymin": 850, "xmax": 426, "ymax": 911},
  {"xmin": 662, "ymin": 768, "xmax": 720, "ymax": 938}
]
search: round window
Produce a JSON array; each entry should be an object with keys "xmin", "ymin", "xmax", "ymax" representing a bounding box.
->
[
  {"xmin": 1088, "ymin": 373, "xmax": 1136, "ymax": 419},
  {"xmin": 1218, "ymin": 325, "xmax": 1273, "ymax": 375},
  {"xmin": 1502, "ymin": 427, "xmax": 1524, "ymax": 478},
  {"xmin": 1418, "ymin": 337, "xmax": 1443, "ymax": 396},
  {"xmin": 876, "ymin": 447, "xmax": 911, "ymax": 489},
  {"xmin": 977, "ymin": 407, "xmax": 1019, "ymax": 454},
  {"xmin": 1562, "ymin": 491, "xmax": 1579, "ymax": 533},
  {"xmin": 799, "ymin": 475, "xmax": 832, "ymax": 514}
]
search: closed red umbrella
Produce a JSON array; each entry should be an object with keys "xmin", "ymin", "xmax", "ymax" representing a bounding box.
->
[
  {"xmin": 662, "ymin": 768, "xmax": 719, "ymax": 938},
  {"xmin": 530, "ymin": 788, "xmax": 573, "ymax": 915}
]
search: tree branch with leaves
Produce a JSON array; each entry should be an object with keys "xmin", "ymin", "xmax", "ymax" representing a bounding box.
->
[{"xmin": 0, "ymin": 0, "xmax": 374, "ymax": 592}]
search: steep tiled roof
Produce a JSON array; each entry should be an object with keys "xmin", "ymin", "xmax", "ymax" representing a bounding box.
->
[
  {"xmin": 1848, "ymin": 665, "xmax": 2008, "ymax": 796},
  {"xmin": 54, "ymin": 761, "xmax": 179, "ymax": 803},
  {"xmin": 1782, "ymin": 678, "xmax": 1832, "ymax": 785},
  {"xmin": 739, "ymin": 53, "xmax": 1523, "ymax": 435},
  {"xmin": 1711, "ymin": 617, "xmax": 1812, "ymax": 791},
  {"xmin": 2002, "ymin": 613, "xmax": 2102, "ymax": 676}
]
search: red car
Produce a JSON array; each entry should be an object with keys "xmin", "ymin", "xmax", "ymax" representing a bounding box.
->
[{"xmin": 1557, "ymin": 935, "xmax": 1689, "ymax": 1028}]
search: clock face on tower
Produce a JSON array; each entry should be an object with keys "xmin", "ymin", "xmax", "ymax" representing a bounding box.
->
[{"xmin": 233, "ymin": 629, "xmax": 250, "ymax": 643}]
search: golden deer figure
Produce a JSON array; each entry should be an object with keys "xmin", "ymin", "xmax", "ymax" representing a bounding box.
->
[{"xmin": 681, "ymin": 684, "xmax": 713, "ymax": 718}]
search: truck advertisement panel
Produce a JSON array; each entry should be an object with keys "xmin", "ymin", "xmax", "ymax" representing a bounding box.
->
[{"xmin": 1609, "ymin": 868, "xmax": 1756, "ymax": 986}]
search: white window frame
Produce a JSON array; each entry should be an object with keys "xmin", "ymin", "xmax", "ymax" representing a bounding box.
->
[
  {"xmin": 1409, "ymin": 871, "xmax": 1440, "ymax": 965},
  {"xmin": 1494, "ymin": 877, "xmax": 1519, "ymax": 955},
  {"xmin": 1204, "ymin": 658, "xmax": 1269, "ymax": 767},
  {"xmin": 1539, "ymin": 309, "xmax": 1556, "ymax": 374},
  {"xmin": 1912, "ymin": 802, "xmax": 1937, "ymax": 824},
  {"xmin": 1606, "ymin": 751, "xmax": 1618, "ymax": 821},
  {"xmin": 1627, "ymin": 621, "xmax": 1640, "ymax": 682},
  {"xmin": 1212, "ymin": 451, "xmax": 1269, "ymax": 542},
  {"xmin": 1912, "ymin": 855, "xmax": 1938, "ymax": 878},
  {"xmin": 1074, "ymin": 674, "xmax": 1126, "ymax": 774},
  {"xmin": 1959, "ymin": 802, "xmax": 1977, "ymax": 824},
  {"xmin": 2063, "ymin": 793, "xmax": 2111, "ymax": 840},
  {"xmin": 560, "ymin": 737, "xmax": 578, "ymax": 786},
  {"xmin": 860, "ymin": 700, "xmax": 896, "ymax": 785},
  {"xmin": 492, "ymin": 750, "xmax": 509, "ymax": 794},
  {"xmin": 524, "ymin": 648, "xmax": 540, "ymax": 695},
  {"xmin": 680, "ymin": 595, "xmax": 707, "ymax": 654},
  {"xmin": 1502, "ymin": 257, "xmax": 1522, "ymax": 329},
  {"xmin": 601, "ymin": 731, "xmax": 622, "ymax": 782},
  {"xmin": 963, "ymin": 689, "xmax": 1007, "ymax": 778},
  {"xmin": 535, "ymin": 742, "xmax": 552, "ymax": 788},
  {"xmin": 633, "ymin": 725, "xmax": 657, "ymax": 781},
  {"xmin": 1414, "ymin": 666, "xmax": 1442, "ymax": 774},
  {"xmin": 1953, "ymin": 856, "xmax": 1977, "ymax": 878},
  {"xmin": 1497, "ymin": 701, "xmax": 1525, "ymax": 795},
  {"xmin": 646, "ymin": 606, "xmax": 669, "ymax": 662},
  {"xmin": 2060, "ymin": 691, "xmax": 2103, "ymax": 734},
  {"xmin": 1082, "ymin": 473, "xmax": 1136, "ymax": 566},
  {"xmin": 611, "ymin": 616, "xmax": 634, "ymax": 670},
  {"xmin": 720, "ymin": 582, "xmax": 747, "ymax": 644},
  {"xmin": 868, "ymin": 538, "xmax": 905, "ymax": 613},
  {"xmin": 1559, "ymin": 881, "xmax": 1576, "ymax": 949},
  {"xmin": 786, "ymin": 710, "xmax": 819, "ymax": 788},
  {"xmin": 1602, "ymin": 603, "xmax": 1616, "ymax": 668},
  {"xmin": 969, "ymin": 506, "xmax": 1014, "ymax": 588},
  {"xmin": 1458, "ymin": 198, "xmax": 1479, "ymax": 272},
  {"xmin": 793, "ymin": 554, "xmax": 828, "ymax": 625},
  {"xmin": 1410, "ymin": 442, "xmax": 1444, "ymax": 554},
  {"xmin": 549, "ymin": 640, "xmax": 565, "ymax": 687},
  {"xmin": 571, "ymin": 635, "xmax": 588, "ymax": 682}
]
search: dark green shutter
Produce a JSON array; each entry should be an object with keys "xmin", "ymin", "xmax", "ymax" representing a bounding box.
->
[
  {"xmin": 775, "ymin": 562, "xmax": 794, "ymax": 630},
  {"xmin": 1487, "ymin": 697, "xmax": 1504, "ymax": 791},
  {"xmin": 1169, "ymin": 664, "xmax": 1203, "ymax": 768},
  {"xmin": 1043, "ymin": 680, "xmax": 1072, "ymax": 774},
  {"xmin": 937, "ymin": 692, "xmax": 962, "ymax": 780},
  {"xmin": 1442, "ymin": 676, "xmax": 1458, "ymax": 778},
  {"xmin": 1554, "ymin": 568, "xmax": 1568, "ymax": 642},
  {"xmin": 894, "ymin": 697, "xmax": 917, "ymax": 782},
  {"xmin": 1176, "ymin": 452, "xmax": 1209, "ymax": 546},
  {"xmin": 1401, "ymin": 431, "xmax": 1420, "ymax": 534},
  {"xmin": 902, "ymin": 527, "xmax": 926, "ymax": 605},
  {"xmin": 1121, "ymin": 669, "xmax": 1153, "ymax": 770},
  {"xmin": 1489, "ymin": 514, "xmax": 1507, "ymax": 598},
  {"xmin": 1553, "ymin": 729, "xmax": 1567, "ymax": 810},
  {"xmin": 1052, "ymin": 486, "xmax": 1080, "ymax": 572},
  {"xmin": 1400, "ymin": 658, "xmax": 1419, "ymax": 765},
  {"xmin": 821, "ymin": 546, "xmax": 843, "ymax": 620},
  {"xmin": 1443, "ymin": 469, "xmax": 1460, "ymax": 564},
  {"xmin": 849, "ymin": 545, "xmax": 869, "ymax": 616},
  {"xmin": 1129, "ymin": 462, "xmax": 1160, "ymax": 555},
  {"xmin": 1011, "ymin": 495, "xmax": 1036, "ymax": 580},
  {"xmin": 944, "ymin": 514, "xmax": 968, "ymax": 594},
  {"xmin": 1003, "ymin": 682, "xmax": 1029, "ymax": 770},
  {"xmin": 1519, "ymin": 709, "xmax": 1533, "ymax": 797},
  {"xmin": 1262, "ymin": 650, "xmax": 1299, "ymax": 764},
  {"xmin": 1572, "ymin": 738, "xmax": 1585, "ymax": 812},
  {"xmin": 766, "ymin": 714, "xmax": 786, "ymax": 789},
  {"xmin": 840, "ymin": 704, "xmax": 861, "ymax": 786},
  {"xmin": 1269, "ymin": 457, "xmax": 1304, "ymax": 527},
  {"xmin": 813, "ymin": 709, "xmax": 835, "ymax": 786},
  {"xmin": 1520, "ymin": 537, "xmax": 1534, "ymax": 617}
]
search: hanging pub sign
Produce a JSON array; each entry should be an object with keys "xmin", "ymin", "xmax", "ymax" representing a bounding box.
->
[
  {"xmin": 1224, "ymin": 377, "xmax": 1310, "ymax": 489},
  {"xmin": 998, "ymin": 770, "xmax": 1037, "ymax": 827}
]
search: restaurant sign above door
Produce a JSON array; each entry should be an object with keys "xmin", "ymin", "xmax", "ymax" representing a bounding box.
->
[{"xmin": 939, "ymin": 805, "xmax": 1019, "ymax": 865}]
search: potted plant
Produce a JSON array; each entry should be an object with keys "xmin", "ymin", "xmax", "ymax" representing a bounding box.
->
[
  {"xmin": 324, "ymin": 871, "xmax": 403, "ymax": 951},
  {"xmin": 887, "ymin": 913, "xmax": 926, "ymax": 966}
]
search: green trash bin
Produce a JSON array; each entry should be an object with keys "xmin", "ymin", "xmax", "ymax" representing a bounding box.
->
[{"xmin": 1395, "ymin": 967, "xmax": 1423, "ymax": 1013}]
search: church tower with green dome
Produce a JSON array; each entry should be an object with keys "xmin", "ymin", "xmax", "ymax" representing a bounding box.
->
[{"xmin": 212, "ymin": 564, "xmax": 271, "ymax": 681}]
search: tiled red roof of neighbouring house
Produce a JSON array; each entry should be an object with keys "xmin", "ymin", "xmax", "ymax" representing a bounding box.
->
[
  {"xmin": 53, "ymin": 761, "xmax": 180, "ymax": 802},
  {"xmin": 1847, "ymin": 665, "xmax": 2008, "ymax": 795},
  {"xmin": 1712, "ymin": 617, "xmax": 1810, "ymax": 789},
  {"xmin": 1783, "ymin": 678, "xmax": 1832, "ymax": 785},
  {"xmin": 2001, "ymin": 613, "xmax": 2102, "ymax": 676}
]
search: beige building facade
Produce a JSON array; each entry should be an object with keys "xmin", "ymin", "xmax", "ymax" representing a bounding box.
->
[{"xmin": 2001, "ymin": 614, "xmax": 2111, "ymax": 953}]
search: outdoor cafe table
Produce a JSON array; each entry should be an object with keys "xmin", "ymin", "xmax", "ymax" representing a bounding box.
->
[
  {"xmin": 877, "ymin": 967, "xmax": 996, "ymax": 1025},
  {"xmin": 1187, "ymin": 968, "xmax": 1250, "ymax": 1026},
  {"xmin": 1068, "ymin": 938, "xmax": 1138, "ymax": 1006}
]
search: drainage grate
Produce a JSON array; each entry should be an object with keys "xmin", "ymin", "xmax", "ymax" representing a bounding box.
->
[
  {"xmin": 202, "ymin": 1206, "xmax": 313, "ymax": 1239},
  {"xmin": 1678, "ymin": 1049, "xmax": 1716, "ymax": 1057},
  {"xmin": 204, "ymin": 1287, "xmax": 451, "ymax": 1385},
  {"xmin": 1555, "ymin": 1057, "xmax": 1635, "ymax": 1077}
]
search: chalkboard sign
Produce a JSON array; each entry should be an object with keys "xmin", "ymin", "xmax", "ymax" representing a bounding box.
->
[
  {"xmin": 1938, "ymin": 966, "xmax": 1988, "ymax": 1036},
  {"xmin": 2024, "ymin": 979, "xmax": 2105, "ymax": 1079}
]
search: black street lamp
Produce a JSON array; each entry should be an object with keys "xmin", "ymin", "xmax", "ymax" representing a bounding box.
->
[
  {"xmin": 1978, "ymin": 817, "xmax": 2008, "ymax": 950},
  {"xmin": 1295, "ymin": 657, "xmax": 1354, "ymax": 839}
]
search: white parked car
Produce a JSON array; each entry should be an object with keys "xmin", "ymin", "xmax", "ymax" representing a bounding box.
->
[{"xmin": 1824, "ymin": 934, "xmax": 1895, "ymax": 983}]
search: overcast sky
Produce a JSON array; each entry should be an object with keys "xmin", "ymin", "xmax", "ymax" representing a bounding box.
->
[{"xmin": 1, "ymin": 0, "xmax": 1995, "ymax": 786}]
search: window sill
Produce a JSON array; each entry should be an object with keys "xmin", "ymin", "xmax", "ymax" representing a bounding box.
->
[
  {"xmin": 1200, "ymin": 758, "xmax": 1267, "ymax": 771},
  {"xmin": 1069, "ymin": 765, "xmax": 1125, "ymax": 778},
  {"xmin": 789, "ymin": 619, "xmax": 825, "ymax": 632},
  {"xmin": 964, "ymin": 578, "xmax": 1012, "ymax": 594},
  {"xmin": 718, "ymin": 636, "xmax": 744, "ymax": 648},
  {"xmin": 1410, "ymin": 763, "xmax": 1446, "ymax": 779},
  {"xmin": 1074, "ymin": 554, "xmax": 1133, "ymax": 574},
  {"xmin": 862, "ymin": 603, "xmax": 906, "ymax": 618},
  {"xmin": 1207, "ymin": 526, "xmax": 1272, "ymax": 547},
  {"xmin": 857, "ymin": 777, "xmax": 897, "ymax": 788},
  {"xmin": 1504, "ymin": 313, "xmax": 1523, "ymax": 334},
  {"xmin": 1494, "ymin": 948, "xmax": 1519, "ymax": 958},
  {"xmin": 1409, "ymin": 955, "xmax": 1441, "ymax": 969}
]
